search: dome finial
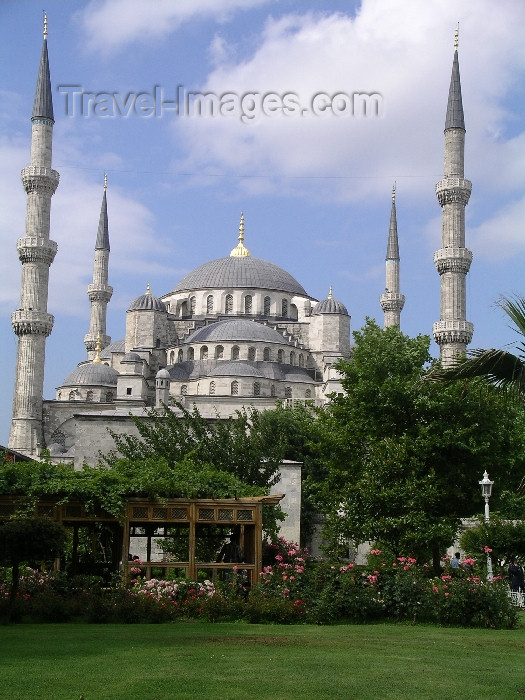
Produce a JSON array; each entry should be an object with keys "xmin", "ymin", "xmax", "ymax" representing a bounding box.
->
[
  {"xmin": 93, "ymin": 332, "xmax": 102, "ymax": 364},
  {"xmin": 454, "ymin": 22, "xmax": 459, "ymax": 51},
  {"xmin": 43, "ymin": 11, "xmax": 48, "ymax": 39},
  {"xmin": 392, "ymin": 181, "xmax": 396, "ymax": 202},
  {"xmin": 328, "ymin": 285, "xmax": 333, "ymax": 299},
  {"xmin": 230, "ymin": 212, "xmax": 250, "ymax": 257},
  {"xmin": 104, "ymin": 171, "xmax": 108, "ymax": 191},
  {"xmin": 146, "ymin": 282, "xmax": 151, "ymax": 295}
]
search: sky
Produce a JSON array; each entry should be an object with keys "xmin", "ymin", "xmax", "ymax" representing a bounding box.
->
[{"xmin": 0, "ymin": 0, "xmax": 524, "ymax": 446}]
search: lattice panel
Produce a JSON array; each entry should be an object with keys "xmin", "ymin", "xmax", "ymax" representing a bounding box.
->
[
  {"xmin": 237, "ymin": 509, "xmax": 253, "ymax": 521},
  {"xmin": 171, "ymin": 508, "xmax": 188, "ymax": 520},
  {"xmin": 37, "ymin": 505, "xmax": 54, "ymax": 517},
  {"xmin": 198, "ymin": 508, "xmax": 215, "ymax": 520},
  {"xmin": 65, "ymin": 505, "xmax": 83, "ymax": 517},
  {"xmin": 218, "ymin": 509, "xmax": 234, "ymax": 521},
  {"xmin": 152, "ymin": 507, "xmax": 168, "ymax": 520},
  {"xmin": 132, "ymin": 507, "xmax": 148, "ymax": 519}
]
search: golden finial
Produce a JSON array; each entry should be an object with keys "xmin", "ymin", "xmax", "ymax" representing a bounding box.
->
[
  {"xmin": 328, "ymin": 285, "xmax": 333, "ymax": 299},
  {"xmin": 43, "ymin": 11, "xmax": 48, "ymax": 39},
  {"xmin": 93, "ymin": 332, "xmax": 102, "ymax": 364},
  {"xmin": 146, "ymin": 282, "xmax": 151, "ymax": 295},
  {"xmin": 392, "ymin": 181, "xmax": 396, "ymax": 202},
  {"xmin": 230, "ymin": 212, "xmax": 250, "ymax": 257},
  {"xmin": 454, "ymin": 22, "xmax": 459, "ymax": 51},
  {"xmin": 104, "ymin": 172, "xmax": 108, "ymax": 191}
]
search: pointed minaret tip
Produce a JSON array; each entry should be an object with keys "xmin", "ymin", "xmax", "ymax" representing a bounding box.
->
[
  {"xmin": 392, "ymin": 181, "xmax": 396, "ymax": 202},
  {"xmin": 104, "ymin": 171, "xmax": 108, "ymax": 191},
  {"xmin": 43, "ymin": 11, "xmax": 48, "ymax": 39},
  {"xmin": 445, "ymin": 24, "xmax": 465, "ymax": 131},
  {"xmin": 230, "ymin": 211, "xmax": 250, "ymax": 257},
  {"xmin": 454, "ymin": 22, "xmax": 459, "ymax": 51},
  {"xmin": 32, "ymin": 12, "xmax": 54, "ymax": 122}
]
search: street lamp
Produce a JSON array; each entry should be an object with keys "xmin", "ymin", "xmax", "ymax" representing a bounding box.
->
[{"xmin": 479, "ymin": 470, "xmax": 494, "ymax": 580}]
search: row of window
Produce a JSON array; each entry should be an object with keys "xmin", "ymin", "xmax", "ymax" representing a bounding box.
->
[
  {"xmin": 180, "ymin": 382, "xmax": 312, "ymax": 398},
  {"xmin": 169, "ymin": 346, "xmax": 305, "ymax": 366},
  {"xmin": 58, "ymin": 390, "xmax": 114, "ymax": 402},
  {"xmin": 180, "ymin": 295, "xmax": 295, "ymax": 318}
]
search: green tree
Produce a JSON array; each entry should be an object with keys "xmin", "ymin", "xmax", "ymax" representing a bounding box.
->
[
  {"xmin": 460, "ymin": 516, "xmax": 525, "ymax": 566},
  {"xmin": 311, "ymin": 319, "xmax": 525, "ymax": 569}
]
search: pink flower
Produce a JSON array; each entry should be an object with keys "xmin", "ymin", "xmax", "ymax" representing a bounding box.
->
[
  {"xmin": 397, "ymin": 557, "xmax": 406, "ymax": 563},
  {"xmin": 441, "ymin": 575, "xmax": 452, "ymax": 581},
  {"xmin": 483, "ymin": 546, "xmax": 492, "ymax": 553},
  {"xmin": 432, "ymin": 585, "xmax": 439, "ymax": 593},
  {"xmin": 445, "ymin": 592, "xmax": 450, "ymax": 597},
  {"xmin": 275, "ymin": 554, "xmax": 283, "ymax": 561},
  {"xmin": 407, "ymin": 557, "xmax": 417, "ymax": 564},
  {"xmin": 370, "ymin": 549, "xmax": 382, "ymax": 555},
  {"xmin": 403, "ymin": 565, "xmax": 410, "ymax": 570}
]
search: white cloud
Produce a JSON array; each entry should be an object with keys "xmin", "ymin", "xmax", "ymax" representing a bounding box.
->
[
  {"xmin": 471, "ymin": 195, "xmax": 525, "ymax": 260},
  {"xmin": 77, "ymin": 0, "xmax": 268, "ymax": 54}
]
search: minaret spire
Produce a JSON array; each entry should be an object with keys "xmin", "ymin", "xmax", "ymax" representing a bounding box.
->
[
  {"xmin": 380, "ymin": 183, "xmax": 405, "ymax": 328},
  {"xmin": 433, "ymin": 33, "xmax": 473, "ymax": 367},
  {"xmin": 84, "ymin": 174, "xmax": 113, "ymax": 359},
  {"xmin": 9, "ymin": 19, "xmax": 60, "ymax": 455}
]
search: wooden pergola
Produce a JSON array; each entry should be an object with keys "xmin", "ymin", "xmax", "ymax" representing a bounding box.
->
[{"xmin": 0, "ymin": 494, "xmax": 283, "ymax": 586}]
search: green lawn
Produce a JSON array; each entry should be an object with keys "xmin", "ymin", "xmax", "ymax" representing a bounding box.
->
[{"xmin": 1, "ymin": 620, "xmax": 524, "ymax": 699}]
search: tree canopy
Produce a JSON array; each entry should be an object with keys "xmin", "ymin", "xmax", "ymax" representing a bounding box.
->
[{"xmin": 310, "ymin": 319, "xmax": 525, "ymax": 565}]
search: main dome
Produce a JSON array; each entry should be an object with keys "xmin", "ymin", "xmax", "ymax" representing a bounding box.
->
[{"xmin": 173, "ymin": 256, "xmax": 307, "ymax": 296}]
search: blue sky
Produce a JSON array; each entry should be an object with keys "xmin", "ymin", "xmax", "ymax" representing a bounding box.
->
[{"xmin": 1, "ymin": 0, "xmax": 524, "ymax": 445}]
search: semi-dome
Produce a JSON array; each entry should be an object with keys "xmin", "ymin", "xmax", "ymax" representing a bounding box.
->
[
  {"xmin": 61, "ymin": 362, "xmax": 118, "ymax": 387},
  {"xmin": 312, "ymin": 287, "xmax": 349, "ymax": 316},
  {"xmin": 173, "ymin": 256, "xmax": 307, "ymax": 296},
  {"xmin": 186, "ymin": 319, "xmax": 287, "ymax": 344},
  {"xmin": 128, "ymin": 283, "xmax": 166, "ymax": 312}
]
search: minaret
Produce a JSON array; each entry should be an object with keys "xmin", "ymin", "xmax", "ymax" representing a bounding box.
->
[
  {"xmin": 9, "ymin": 15, "xmax": 59, "ymax": 455},
  {"xmin": 432, "ymin": 27, "xmax": 473, "ymax": 367},
  {"xmin": 84, "ymin": 173, "xmax": 113, "ymax": 359},
  {"xmin": 380, "ymin": 183, "xmax": 405, "ymax": 328}
]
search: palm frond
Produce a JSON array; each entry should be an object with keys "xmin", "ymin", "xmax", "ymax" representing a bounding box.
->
[
  {"xmin": 497, "ymin": 295, "xmax": 525, "ymax": 350},
  {"xmin": 428, "ymin": 348, "xmax": 525, "ymax": 395}
]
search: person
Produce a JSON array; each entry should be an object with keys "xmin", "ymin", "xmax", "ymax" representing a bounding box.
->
[
  {"xmin": 217, "ymin": 536, "xmax": 243, "ymax": 564},
  {"xmin": 508, "ymin": 557, "xmax": 524, "ymax": 592},
  {"xmin": 450, "ymin": 552, "xmax": 461, "ymax": 570}
]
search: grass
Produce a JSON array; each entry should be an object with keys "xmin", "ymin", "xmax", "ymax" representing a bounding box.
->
[{"xmin": 1, "ymin": 619, "xmax": 524, "ymax": 699}]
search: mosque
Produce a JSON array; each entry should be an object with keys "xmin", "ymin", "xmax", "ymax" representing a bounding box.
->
[{"xmin": 8, "ymin": 19, "xmax": 472, "ymax": 481}]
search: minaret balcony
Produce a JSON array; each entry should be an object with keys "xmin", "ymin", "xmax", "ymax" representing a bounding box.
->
[
  {"xmin": 87, "ymin": 283, "xmax": 113, "ymax": 302},
  {"xmin": 380, "ymin": 292, "xmax": 406, "ymax": 312},
  {"xmin": 17, "ymin": 237, "xmax": 57, "ymax": 265},
  {"xmin": 432, "ymin": 320, "xmax": 473, "ymax": 346},
  {"xmin": 435, "ymin": 177, "xmax": 471, "ymax": 206},
  {"xmin": 21, "ymin": 166, "xmax": 59, "ymax": 194},
  {"xmin": 433, "ymin": 247, "xmax": 472, "ymax": 275},
  {"xmin": 12, "ymin": 309, "xmax": 54, "ymax": 336}
]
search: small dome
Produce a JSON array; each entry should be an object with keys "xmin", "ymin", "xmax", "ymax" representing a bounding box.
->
[
  {"xmin": 186, "ymin": 319, "xmax": 286, "ymax": 344},
  {"xmin": 312, "ymin": 287, "xmax": 348, "ymax": 316},
  {"xmin": 61, "ymin": 362, "xmax": 118, "ymax": 387},
  {"xmin": 156, "ymin": 368, "xmax": 171, "ymax": 379},
  {"xmin": 121, "ymin": 352, "xmax": 143, "ymax": 363},
  {"xmin": 128, "ymin": 284, "xmax": 166, "ymax": 312}
]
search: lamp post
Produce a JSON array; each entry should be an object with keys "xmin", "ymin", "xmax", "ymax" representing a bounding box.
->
[{"xmin": 479, "ymin": 470, "xmax": 494, "ymax": 580}]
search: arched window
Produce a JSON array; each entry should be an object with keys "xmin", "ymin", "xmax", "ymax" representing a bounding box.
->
[
  {"xmin": 245, "ymin": 295, "xmax": 252, "ymax": 314},
  {"xmin": 86, "ymin": 390, "xmax": 94, "ymax": 402},
  {"xmin": 210, "ymin": 381, "xmax": 216, "ymax": 395},
  {"xmin": 263, "ymin": 347, "xmax": 270, "ymax": 361},
  {"xmin": 298, "ymin": 354, "xmax": 304, "ymax": 368},
  {"xmin": 281, "ymin": 299, "xmax": 288, "ymax": 317},
  {"xmin": 207, "ymin": 295, "xmax": 214, "ymax": 314},
  {"xmin": 68, "ymin": 391, "xmax": 75, "ymax": 401},
  {"xmin": 190, "ymin": 296, "xmax": 196, "ymax": 316},
  {"xmin": 232, "ymin": 346, "xmax": 240, "ymax": 360},
  {"xmin": 105, "ymin": 391, "xmax": 114, "ymax": 402},
  {"xmin": 57, "ymin": 391, "xmax": 62, "ymax": 400},
  {"xmin": 178, "ymin": 349, "xmax": 183, "ymax": 363},
  {"xmin": 277, "ymin": 349, "xmax": 284, "ymax": 363},
  {"xmin": 248, "ymin": 347, "xmax": 256, "ymax": 361},
  {"xmin": 270, "ymin": 385, "xmax": 276, "ymax": 397},
  {"xmin": 187, "ymin": 347, "xmax": 194, "ymax": 361},
  {"xmin": 156, "ymin": 338, "xmax": 160, "ymax": 348},
  {"xmin": 290, "ymin": 303, "xmax": 298, "ymax": 321},
  {"xmin": 253, "ymin": 382, "xmax": 261, "ymax": 397},
  {"xmin": 51, "ymin": 430, "xmax": 65, "ymax": 448},
  {"xmin": 180, "ymin": 300, "xmax": 188, "ymax": 317},
  {"xmin": 181, "ymin": 384, "xmax": 187, "ymax": 395},
  {"xmin": 290, "ymin": 351, "xmax": 296, "ymax": 366},
  {"xmin": 169, "ymin": 351, "xmax": 175, "ymax": 363},
  {"xmin": 200, "ymin": 346, "xmax": 208, "ymax": 360},
  {"xmin": 264, "ymin": 296, "xmax": 271, "ymax": 316},
  {"xmin": 305, "ymin": 389, "xmax": 312, "ymax": 399},
  {"xmin": 225, "ymin": 294, "xmax": 233, "ymax": 314},
  {"xmin": 284, "ymin": 386, "xmax": 292, "ymax": 399},
  {"xmin": 231, "ymin": 380, "xmax": 239, "ymax": 396},
  {"xmin": 215, "ymin": 345, "xmax": 224, "ymax": 359}
]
